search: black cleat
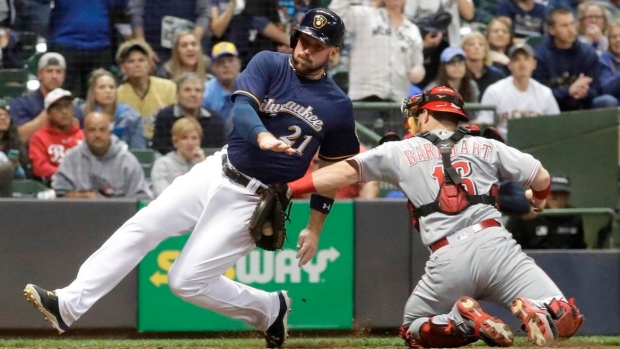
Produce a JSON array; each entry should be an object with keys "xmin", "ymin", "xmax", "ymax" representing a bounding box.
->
[
  {"xmin": 264, "ymin": 290, "xmax": 291, "ymax": 348},
  {"xmin": 24, "ymin": 284, "xmax": 68, "ymax": 334}
]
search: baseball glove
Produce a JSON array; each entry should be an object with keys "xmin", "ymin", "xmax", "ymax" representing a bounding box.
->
[{"xmin": 248, "ymin": 184, "xmax": 292, "ymax": 251}]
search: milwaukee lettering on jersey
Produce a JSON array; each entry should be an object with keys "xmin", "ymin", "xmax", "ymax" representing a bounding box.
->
[
  {"xmin": 402, "ymin": 138, "xmax": 493, "ymax": 166},
  {"xmin": 260, "ymin": 98, "xmax": 323, "ymax": 132}
]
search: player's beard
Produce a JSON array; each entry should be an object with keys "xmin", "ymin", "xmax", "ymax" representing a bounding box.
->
[{"xmin": 291, "ymin": 55, "xmax": 326, "ymax": 79}]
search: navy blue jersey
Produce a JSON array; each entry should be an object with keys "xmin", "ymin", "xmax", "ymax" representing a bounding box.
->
[{"xmin": 228, "ymin": 51, "xmax": 359, "ymax": 184}]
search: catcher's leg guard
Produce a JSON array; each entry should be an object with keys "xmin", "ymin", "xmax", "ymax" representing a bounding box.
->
[
  {"xmin": 400, "ymin": 318, "xmax": 477, "ymax": 348},
  {"xmin": 546, "ymin": 298, "xmax": 584, "ymax": 338}
]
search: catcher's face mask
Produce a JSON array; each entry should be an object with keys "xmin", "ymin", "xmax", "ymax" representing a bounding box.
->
[{"xmin": 402, "ymin": 86, "xmax": 469, "ymax": 122}]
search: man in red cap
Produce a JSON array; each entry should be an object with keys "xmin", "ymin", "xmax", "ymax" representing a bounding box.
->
[{"xmin": 289, "ymin": 85, "xmax": 584, "ymax": 348}]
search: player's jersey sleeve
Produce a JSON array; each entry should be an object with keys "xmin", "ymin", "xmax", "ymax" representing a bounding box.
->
[
  {"xmin": 494, "ymin": 140, "xmax": 541, "ymax": 187},
  {"xmin": 232, "ymin": 51, "xmax": 275, "ymax": 105},
  {"xmin": 318, "ymin": 101, "xmax": 360, "ymax": 161},
  {"xmin": 350, "ymin": 142, "xmax": 399, "ymax": 184}
]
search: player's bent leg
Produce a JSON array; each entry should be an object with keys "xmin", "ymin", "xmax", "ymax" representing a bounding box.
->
[
  {"xmin": 454, "ymin": 296, "xmax": 513, "ymax": 347},
  {"xmin": 25, "ymin": 153, "xmax": 224, "ymax": 329},
  {"xmin": 511, "ymin": 297, "xmax": 557, "ymax": 346},
  {"xmin": 546, "ymin": 298, "xmax": 584, "ymax": 338},
  {"xmin": 166, "ymin": 179, "xmax": 285, "ymax": 337}
]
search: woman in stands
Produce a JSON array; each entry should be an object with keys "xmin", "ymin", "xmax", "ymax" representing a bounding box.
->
[
  {"xmin": 82, "ymin": 68, "xmax": 146, "ymax": 149},
  {"xmin": 156, "ymin": 31, "xmax": 209, "ymax": 81},
  {"xmin": 486, "ymin": 17, "xmax": 514, "ymax": 74},
  {"xmin": 151, "ymin": 117, "xmax": 205, "ymax": 197},
  {"xmin": 424, "ymin": 46, "xmax": 479, "ymax": 103}
]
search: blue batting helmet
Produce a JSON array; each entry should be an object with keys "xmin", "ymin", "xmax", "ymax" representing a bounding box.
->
[{"xmin": 290, "ymin": 8, "xmax": 345, "ymax": 49}]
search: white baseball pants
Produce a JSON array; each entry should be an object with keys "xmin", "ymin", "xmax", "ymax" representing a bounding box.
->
[{"xmin": 55, "ymin": 150, "xmax": 281, "ymax": 331}]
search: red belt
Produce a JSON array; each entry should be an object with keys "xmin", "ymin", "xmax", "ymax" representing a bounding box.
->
[{"xmin": 429, "ymin": 218, "xmax": 501, "ymax": 253}]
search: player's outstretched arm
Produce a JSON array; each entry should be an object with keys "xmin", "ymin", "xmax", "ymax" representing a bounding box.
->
[{"xmin": 289, "ymin": 160, "xmax": 360, "ymax": 197}]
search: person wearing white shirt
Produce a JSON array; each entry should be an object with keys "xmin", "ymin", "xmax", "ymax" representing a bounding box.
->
[
  {"xmin": 477, "ymin": 43, "xmax": 560, "ymax": 141},
  {"xmin": 404, "ymin": 0, "xmax": 474, "ymax": 47},
  {"xmin": 329, "ymin": 0, "xmax": 425, "ymax": 102}
]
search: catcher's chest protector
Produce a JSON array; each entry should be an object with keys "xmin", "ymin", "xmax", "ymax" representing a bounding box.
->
[{"xmin": 408, "ymin": 127, "xmax": 498, "ymax": 228}]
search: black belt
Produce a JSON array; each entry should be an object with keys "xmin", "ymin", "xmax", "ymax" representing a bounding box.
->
[{"xmin": 221, "ymin": 154, "xmax": 266, "ymax": 195}]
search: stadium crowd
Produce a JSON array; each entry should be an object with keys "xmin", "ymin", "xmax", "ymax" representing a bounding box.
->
[{"xmin": 0, "ymin": 0, "xmax": 615, "ymax": 248}]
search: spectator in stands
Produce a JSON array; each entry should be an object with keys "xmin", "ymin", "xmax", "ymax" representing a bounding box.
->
[
  {"xmin": 156, "ymin": 30, "xmax": 209, "ymax": 81},
  {"xmin": 599, "ymin": 20, "xmax": 620, "ymax": 98},
  {"xmin": 82, "ymin": 68, "xmax": 146, "ymax": 149},
  {"xmin": 151, "ymin": 117, "xmax": 205, "ymax": 197},
  {"xmin": 329, "ymin": 0, "xmax": 425, "ymax": 102},
  {"xmin": 209, "ymin": 0, "xmax": 290, "ymax": 68},
  {"xmin": 478, "ymin": 43, "xmax": 560, "ymax": 140},
  {"xmin": 577, "ymin": 1, "xmax": 609, "ymax": 55},
  {"xmin": 13, "ymin": 0, "xmax": 50, "ymax": 39},
  {"xmin": 29, "ymin": 88, "xmax": 84, "ymax": 183},
  {"xmin": 202, "ymin": 41, "xmax": 241, "ymax": 137},
  {"xmin": 462, "ymin": 31, "xmax": 507, "ymax": 99},
  {"xmin": 47, "ymin": 0, "xmax": 128, "ymax": 99},
  {"xmin": 0, "ymin": 26, "xmax": 25, "ymax": 69},
  {"xmin": 405, "ymin": 0, "xmax": 475, "ymax": 47},
  {"xmin": 545, "ymin": 0, "xmax": 583, "ymax": 16},
  {"xmin": 534, "ymin": 7, "xmax": 618, "ymax": 111},
  {"xmin": 403, "ymin": 0, "xmax": 474, "ymax": 88},
  {"xmin": 52, "ymin": 111, "xmax": 152, "ymax": 199},
  {"xmin": 0, "ymin": 99, "xmax": 30, "ymax": 197},
  {"xmin": 151, "ymin": 73, "xmax": 225, "ymax": 155},
  {"xmin": 485, "ymin": 17, "xmax": 514, "ymax": 73},
  {"xmin": 116, "ymin": 40, "xmax": 177, "ymax": 141},
  {"xmin": 425, "ymin": 46, "xmax": 479, "ymax": 102},
  {"xmin": 496, "ymin": 0, "xmax": 546, "ymax": 40},
  {"xmin": 472, "ymin": 0, "xmax": 499, "ymax": 25},
  {"xmin": 507, "ymin": 173, "xmax": 587, "ymax": 249},
  {"xmin": 128, "ymin": 0, "xmax": 211, "ymax": 64},
  {"xmin": 10, "ymin": 52, "xmax": 84, "ymax": 144},
  {"xmin": 0, "ymin": 100, "xmax": 30, "ymax": 180}
]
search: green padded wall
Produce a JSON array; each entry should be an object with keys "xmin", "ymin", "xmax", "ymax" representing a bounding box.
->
[{"xmin": 509, "ymin": 108, "xmax": 619, "ymax": 209}]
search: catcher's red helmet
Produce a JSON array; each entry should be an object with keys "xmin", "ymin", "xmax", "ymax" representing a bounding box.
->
[{"xmin": 401, "ymin": 85, "xmax": 468, "ymax": 122}]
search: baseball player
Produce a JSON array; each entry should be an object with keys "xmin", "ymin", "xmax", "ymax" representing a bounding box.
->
[
  {"xmin": 23, "ymin": 8, "xmax": 359, "ymax": 348},
  {"xmin": 289, "ymin": 85, "xmax": 583, "ymax": 347}
]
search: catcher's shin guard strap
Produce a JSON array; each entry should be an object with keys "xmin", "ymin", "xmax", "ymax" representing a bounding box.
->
[{"xmin": 310, "ymin": 194, "xmax": 334, "ymax": 214}]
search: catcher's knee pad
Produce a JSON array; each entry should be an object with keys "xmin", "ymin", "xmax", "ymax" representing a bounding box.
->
[
  {"xmin": 400, "ymin": 318, "xmax": 476, "ymax": 348},
  {"xmin": 546, "ymin": 298, "xmax": 584, "ymax": 338}
]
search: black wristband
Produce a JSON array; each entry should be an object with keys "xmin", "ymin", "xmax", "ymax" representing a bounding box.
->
[{"xmin": 310, "ymin": 194, "xmax": 334, "ymax": 214}]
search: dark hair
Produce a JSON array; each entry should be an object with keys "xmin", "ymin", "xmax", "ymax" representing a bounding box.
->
[
  {"xmin": 547, "ymin": 7, "xmax": 573, "ymax": 27},
  {"xmin": 435, "ymin": 62, "xmax": 475, "ymax": 102},
  {"xmin": 428, "ymin": 110, "xmax": 461, "ymax": 124}
]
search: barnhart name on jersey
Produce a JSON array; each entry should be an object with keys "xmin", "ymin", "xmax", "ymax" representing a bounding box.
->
[
  {"xmin": 403, "ymin": 138, "xmax": 492, "ymax": 166},
  {"xmin": 260, "ymin": 98, "xmax": 323, "ymax": 132}
]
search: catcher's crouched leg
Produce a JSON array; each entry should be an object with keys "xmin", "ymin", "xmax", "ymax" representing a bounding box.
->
[
  {"xmin": 546, "ymin": 298, "xmax": 584, "ymax": 338},
  {"xmin": 400, "ymin": 317, "xmax": 477, "ymax": 348}
]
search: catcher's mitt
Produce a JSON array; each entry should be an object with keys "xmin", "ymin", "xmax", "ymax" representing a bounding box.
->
[{"xmin": 248, "ymin": 184, "xmax": 292, "ymax": 251}]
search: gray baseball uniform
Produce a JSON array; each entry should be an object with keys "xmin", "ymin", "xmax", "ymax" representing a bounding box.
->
[{"xmin": 351, "ymin": 129, "xmax": 566, "ymax": 337}]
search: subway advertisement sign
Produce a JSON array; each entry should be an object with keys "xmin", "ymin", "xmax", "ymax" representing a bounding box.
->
[{"xmin": 137, "ymin": 201, "xmax": 354, "ymax": 331}]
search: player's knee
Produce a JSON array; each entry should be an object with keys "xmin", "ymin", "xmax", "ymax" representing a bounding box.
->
[
  {"xmin": 167, "ymin": 267, "xmax": 200, "ymax": 299},
  {"xmin": 546, "ymin": 298, "xmax": 584, "ymax": 338}
]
